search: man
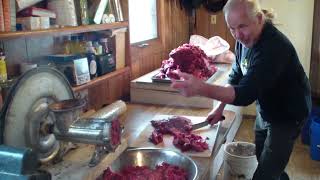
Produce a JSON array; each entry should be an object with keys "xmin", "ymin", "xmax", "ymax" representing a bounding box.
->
[{"xmin": 171, "ymin": 0, "xmax": 312, "ymax": 179}]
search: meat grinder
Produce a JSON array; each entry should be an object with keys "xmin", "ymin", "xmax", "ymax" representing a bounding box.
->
[{"xmin": 0, "ymin": 67, "xmax": 125, "ymax": 179}]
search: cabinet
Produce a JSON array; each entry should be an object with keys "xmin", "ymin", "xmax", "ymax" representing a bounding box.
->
[{"xmin": 0, "ymin": 11, "xmax": 131, "ymax": 110}]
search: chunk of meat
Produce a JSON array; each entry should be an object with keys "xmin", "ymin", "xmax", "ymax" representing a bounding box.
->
[
  {"xmin": 173, "ymin": 132, "xmax": 209, "ymax": 152},
  {"xmin": 150, "ymin": 116, "xmax": 192, "ymax": 134},
  {"xmin": 149, "ymin": 131, "xmax": 163, "ymax": 145},
  {"xmin": 156, "ymin": 44, "xmax": 217, "ymax": 80},
  {"xmin": 149, "ymin": 116, "xmax": 209, "ymax": 152}
]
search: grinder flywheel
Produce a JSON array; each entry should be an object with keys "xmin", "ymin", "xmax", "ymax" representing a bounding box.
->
[{"xmin": 0, "ymin": 67, "xmax": 74, "ymax": 163}]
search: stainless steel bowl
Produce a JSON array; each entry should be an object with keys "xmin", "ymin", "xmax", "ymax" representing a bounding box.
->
[{"xmin": 109, "ymin": 148, "xmax": 198, "ymax": 180}]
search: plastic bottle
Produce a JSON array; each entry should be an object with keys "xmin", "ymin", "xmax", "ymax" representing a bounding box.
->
[{"xmin": 0, "ymin": 48, "xmax": 8, "ymax": 82}]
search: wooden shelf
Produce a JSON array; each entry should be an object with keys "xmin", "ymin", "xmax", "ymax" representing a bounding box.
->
[
  {"xmin": 0, "ymin": 21, "xmax": 129, "ymax": 40},
  {"xmin": 72, "ymin": 66, "xmax": 130, "ymax": 92}
]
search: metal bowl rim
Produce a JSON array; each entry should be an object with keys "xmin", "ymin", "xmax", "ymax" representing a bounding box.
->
[{"xmin": 122, "ymin": 147, "xmax": 199, "ymax": 180}]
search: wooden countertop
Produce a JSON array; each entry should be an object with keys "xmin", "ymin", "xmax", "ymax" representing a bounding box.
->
[{"xmin": 121, "ymin": 103, "xmax": 237, "ymax": 180}]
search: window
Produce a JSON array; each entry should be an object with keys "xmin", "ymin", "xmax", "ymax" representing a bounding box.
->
[{"xmin": 128, "ymin": 0, "xmax": 158, "ymax": 44}]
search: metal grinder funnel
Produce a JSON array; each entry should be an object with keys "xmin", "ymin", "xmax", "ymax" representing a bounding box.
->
[
  {"xmin": 48, "ymin": 99, "xmax": 85, "ymax": 134},
  {"xmin": 48, "ymin": 98, "xmax": 123, "ymax": 167}
]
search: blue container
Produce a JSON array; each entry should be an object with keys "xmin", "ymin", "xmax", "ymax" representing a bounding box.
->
[
  {"xmin": 310, "ymin": 116, "xmax": 320, "ymax": 161},
  {"xmin": 302, "ymin": 107, "xmax": 320, "ymax": 145}
]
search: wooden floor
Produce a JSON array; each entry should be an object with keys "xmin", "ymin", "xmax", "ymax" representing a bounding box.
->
[{"xmin": 216, "ymin": 118, "xmax": 320, "ymax": 180}]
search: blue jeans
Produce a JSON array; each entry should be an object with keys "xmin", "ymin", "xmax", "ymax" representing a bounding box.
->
[{"xmin": 252, "ymin": 114, "xmax": 304, "ymax": 180}]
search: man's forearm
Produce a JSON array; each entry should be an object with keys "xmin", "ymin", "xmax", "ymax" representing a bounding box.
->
[
  {"xmin": 215, "ymin": 101, "xmax": 227, "ymax": 111},
  {"xmin": 199, "ymin": 83, "xmax": 235, "ymax": 104}
]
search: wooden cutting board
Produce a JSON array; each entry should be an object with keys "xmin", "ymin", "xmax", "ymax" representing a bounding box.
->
[
  {"xmin": 48, "ymin": 138, "xmax": 128, "ymax": 180},
  {"xmin": 131, "ymin": 115, "xmax": 219, "ymax": 157}
]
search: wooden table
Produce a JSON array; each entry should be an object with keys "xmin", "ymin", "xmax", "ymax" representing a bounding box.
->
[{"xmin": 121, "ymin": 103, "xmax": 241, "ymax": 180}]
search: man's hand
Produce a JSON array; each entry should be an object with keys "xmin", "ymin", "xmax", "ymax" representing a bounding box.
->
[
  {"xmin": 170, "ymin": 71, "xmax": 206, "ymax": 97},
  {"xmin": 206, "ymin": 102, "xmax": 226, "ymax": 125}
]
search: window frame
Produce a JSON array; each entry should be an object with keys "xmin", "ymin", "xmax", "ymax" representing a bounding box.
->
[{"xmin": 129, "ymin": 0, "xmax": 162, "ymax": 47}]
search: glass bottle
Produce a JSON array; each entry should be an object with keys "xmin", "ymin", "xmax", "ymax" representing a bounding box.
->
[
  {"xmin": 79, "ymin": 0, "xmax": 89, "ymax": 25},
  {"xmin": 86, "ymin": 41, "xmax": 97, "ymax": 79},
  {"xmin": 63, "ymin": 36, "xmax": 72, "ymax": 54},
  {"xmin": 78, "ymin": 35, "xmax": 87, "ymax": 54},
  {"xmin": 71, "ymin": 35, "xmax": 82, "ymax": 54}
]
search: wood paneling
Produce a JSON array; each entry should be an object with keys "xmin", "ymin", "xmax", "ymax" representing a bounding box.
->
[
  {"xmin": 86, "ymin": 67, "xmax": 131, "ymax": 109},
  {"xmin": 194, "ymin": 6, "xmax": 236, "ymax": 51},
  {"xmin": 310, "ymin": 0, "xmax": 320, "ymax": 98}
]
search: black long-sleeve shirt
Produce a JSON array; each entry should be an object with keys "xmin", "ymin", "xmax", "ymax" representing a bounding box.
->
[{"xmin": 228, "ymin": 22, "xmax": 312, "ymax": 125}]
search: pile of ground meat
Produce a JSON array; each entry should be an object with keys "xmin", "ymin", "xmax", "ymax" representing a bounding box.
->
[
  {"xmin": 102, "ymin": 162, "xmax": 188, "ymax": 180},
  {"xmin": 111, "ymin": 118, "xmax": 121, "ymax": 148},
  {"xmin": 155, "ymin": 44, "xmax": 217, "ymax": 80},
  {"xmin": 149, "ymin": 116, "xmax": 209, "ymax": 152}
]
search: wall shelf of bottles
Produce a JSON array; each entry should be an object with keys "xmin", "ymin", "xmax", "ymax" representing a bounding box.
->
[
  {"xmin": 0, "ymin": 21, "xmax": 128, "ymax": 40},
  {"xmin": 72, "ymin": 66, "xmax": 130, "ymax": 92}
]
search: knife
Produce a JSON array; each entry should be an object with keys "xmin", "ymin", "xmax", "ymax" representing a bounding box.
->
[{"xmin": 192, "ymin": 115, "xmax": 225, "ymax": 130}]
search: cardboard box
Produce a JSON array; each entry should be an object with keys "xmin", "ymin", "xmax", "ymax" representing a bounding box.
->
[{"xmin": 16, "ymin": 16, "xmax": 50, "ymax": 30}]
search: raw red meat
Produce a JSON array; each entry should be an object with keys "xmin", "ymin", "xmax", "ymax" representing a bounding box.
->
[
  {"xmin": 173, "ymin": 132, "xmax": 209, "ymax": 152},
  {"xmin": 149, "ymin": 131, "xmax": 163, "ymax": 145},
  {"xmin": 111, "ymin": 118, "xmax": 121, "ymax": 147},
  {"xmin": 149, "ymin": 116, "xmax": 209, "ymax": 152},
  {"xmin": 150, "ymin": 116, "xmax": 193, "ymax": 134},
  {"xmin": 156, "ymin": 44, "xmax": 217, "ymax": 80},
  {"xmin": 103, "ymin": 162, "xmax": 188, "ymax": 180}
]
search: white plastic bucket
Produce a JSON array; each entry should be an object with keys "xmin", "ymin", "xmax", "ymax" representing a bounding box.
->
[{"xmin": 223, "ymin": 141, "xmax": 258, "ymax": 180}]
